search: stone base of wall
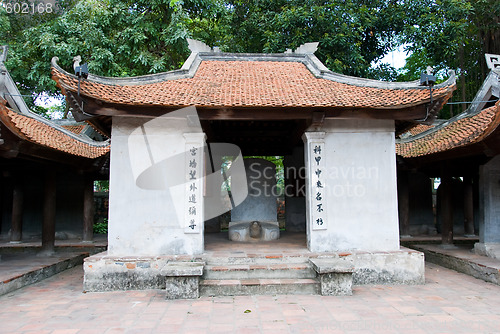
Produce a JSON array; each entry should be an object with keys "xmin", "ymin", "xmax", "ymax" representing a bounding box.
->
[
  {"xmin": 349, "ymin": 248, "xmax": 425, "ymax": 285},
  {"xmin": 83, "ymin": 253, "xmax": 200, "ymax": 292},
  {"xmin": 474, "ymin": 242, "xmax": 500, "ymax": 260},
  {"xmin": 83, "ymin": 248, "xmax": 425, "ymax": 295}
]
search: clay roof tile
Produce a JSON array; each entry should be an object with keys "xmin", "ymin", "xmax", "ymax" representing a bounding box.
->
[
  {"xmin": 52, "ymin": 60, "xmax": 455, "ymax": 110},
  {"xmin": 0, "ymin": 103, "xmax": 110, "ymax": 159},
  {"xmin": 396, "ymin": 102, "xmax": 500, "ymax": 158}
]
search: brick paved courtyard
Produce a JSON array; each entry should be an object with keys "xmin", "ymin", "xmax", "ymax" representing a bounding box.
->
[{"xmin": 1, "ymin": 262, "xmax": 499, "ymax": 334}]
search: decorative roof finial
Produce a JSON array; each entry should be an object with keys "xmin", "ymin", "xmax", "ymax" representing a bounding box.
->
[
  {"xmin": 485, "ymin": 53, "xmax": 500, "ymax": 70},
  {"xmin": 0, "ymin": 46, "xmax": 7, "ymax": 63},
  {"xmin": 73, "ymin": 55, "xmax": 82, "ymax": 72},
  {"xmin": 72, "ymin": 55, "xmax": 88, "ymax": 79},
  {"xmin": 294, "ymin": 42, "xmax": 319, "ymax": 54},
  {"xmin": 187, "ymin": 39, "xmax": 212, "ymax": 53}
]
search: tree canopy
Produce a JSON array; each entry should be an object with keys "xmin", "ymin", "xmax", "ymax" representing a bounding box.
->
[{"xmin": 1, "ymin": 0, "xmax": 499, "ymax": 118}]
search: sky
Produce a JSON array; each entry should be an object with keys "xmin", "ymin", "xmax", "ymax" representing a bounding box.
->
[{"xmin": 376, "ymin": 45, "xmax": 409, "ymax": 69}]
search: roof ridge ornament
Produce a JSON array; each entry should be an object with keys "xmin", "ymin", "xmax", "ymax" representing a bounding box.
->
[
  {"xmin": 187, "ymin": 38, "xmax": 212, "ymax": 53},
  {"xmin": 485, "ymin": 53, "xmax": 500, "ymax": 71},
  {"xmin": 294, "ymin": 42, "xmax": 319, "ymax": 54},
  {"xmin": 0, "ymin": 45, "xmax": 7, "ymax": 63}
]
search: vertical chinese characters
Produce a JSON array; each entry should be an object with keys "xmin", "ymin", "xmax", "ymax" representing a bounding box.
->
[
  {"xmin": 312, "ymin": 144, "xmax": 325, "ymax": 229},
  {"xmin": 186, "ymin": 146, "xmax": 200, "ymax": 232}
]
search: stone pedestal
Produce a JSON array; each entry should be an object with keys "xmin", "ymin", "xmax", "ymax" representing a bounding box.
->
[
  {"xmin": 228, "ymin": 221, "xmax": 279, "ymax": 242},
  {"xmin": 309, "ymin": 258, "xmax": 354, "ymax": 296},
  {"xmin": 474, "ymin": 243, "xmax": 500, "ymax": 259},
  {"xmin": 161, "ymin": 262, "xmax": 204, "ymax": 299}
]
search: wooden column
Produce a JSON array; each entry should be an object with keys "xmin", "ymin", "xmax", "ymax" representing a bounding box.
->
[
  {"xmin": 440, "ymin": 175, "xmax": 454, "ymax": 245},
  {"xmin": 398, "ymin": 171, "xmax": 410, "ymax": 237},
  {"xmin": 463, "ymin": 176, "xmax": 475, "ymax": 236},
  {"xmin": 83, "ymin": 177, "xmax": 94, "ymax": 242},
  {"xmin": 41, "ymin": 171, "xmax": 56, "ymax": 254},
  {"xmin": 10, "ymin": 179, "xmax": 23, "ymax": 243}
]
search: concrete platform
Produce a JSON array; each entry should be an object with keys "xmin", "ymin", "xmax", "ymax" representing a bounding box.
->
[
  {"xmin": 0, "ymin": 252, "xmax": 88, "ymax": 296},
  {"xmin": 410, "ymin": 243, "xmax": 500, "ymax": 285},
  {"xmin": 401, "ymin": 235, "xmax": 479, "ymax": 246},
  {"xmin": 0, "ymin": 235, "xmax": 107, "ymax": 253},
  {"xmin": 0, "ymin": 236, "xmax": 107, "ymax": 296},
  {"xmin": 84, "ymin": 232, "xmax": 425, "ymax": 295}
]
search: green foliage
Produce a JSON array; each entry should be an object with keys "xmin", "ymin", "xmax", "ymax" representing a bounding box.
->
[
  {"xmin": 398, "ymin": 0, "xmax": 500, "ymax": 118},
  {"xmin": 401, "ymin": 0, "xmax": 473, "ymax": 71},
  {"xmin": 367, "ymin": 63, "xmax": 400, "ymax": 82},
  {"xmin": 93, "ymin": 218, "xmax": 108, "ymax": 234},
  {"xmin": 94, "ymin": 180, "xmax": 109, "ymax": 192},
  {"xmin": 2, "ymin": 0, "xmax": 500, "ymax": 120},
  {"xmin": 223, "ymin": 0, "xmax": 406, "ymax": 78},
  {"xmin": 1, "ymin": 0, "xmax": 227, "ymax": 96}
]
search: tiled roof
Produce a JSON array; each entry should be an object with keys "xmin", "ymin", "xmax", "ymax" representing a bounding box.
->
[
  {"xmin": 52, "ymin": 60, "xmax": 455, "ymax": 109},
  {"xmin": 407, "ymin": 124, "xmax": 435, "ymax": 136},
  {"xmin": 62, "ymin": 124, "xmax": 86, "ymax": 135},
  {"xmin": 396, "ymin": 102, "xmax": 500, "ymax": 158},
  {"xmin": 0, "ymin": 102, "xmax": 110, "ymax": 159}
]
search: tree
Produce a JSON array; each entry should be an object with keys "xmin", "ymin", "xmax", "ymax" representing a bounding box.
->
[
  {"xmin": 223, "ymin": 0, "xmax": 407, "ymax": 78},
  {"xmin": 1, "ymin": 0, "xmax": 227, "ymax": 111},
  {"xmin": 2, "ymin": 0, "xmax": 500, "ymax": 120},
  {"xmin": 398, "ymin": 0, "xmax": 500, "ymax": 118}
]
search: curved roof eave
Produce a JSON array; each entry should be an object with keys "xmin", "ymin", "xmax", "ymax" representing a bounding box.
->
[
  {"xmin": 51, "ymin": 52, "xmax": 456, "ymax": 91},
  {"xmin": 398, "ymin": 70, "xmax": 500, "ymax": 144},
  {"xmin": 0, "ymin": 98, "xmax": 110, "ymax": 150},
  {"xmin": 396, "ymin": 102, "xmax": 500, "ymax": 159}
]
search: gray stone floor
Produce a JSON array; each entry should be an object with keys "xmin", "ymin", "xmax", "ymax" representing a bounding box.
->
[
  {"xmin": 1, "ymin": 263, "xmax": 500, "ymax": 333},
  {"xmin": 0, "ymin": 236, "xmax": 107, "ymax": 296}
]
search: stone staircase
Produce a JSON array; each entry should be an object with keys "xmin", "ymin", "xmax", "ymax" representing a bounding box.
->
[{"xmin": 199, "ymin": 254, "xmax": 320, "ymax": 296}]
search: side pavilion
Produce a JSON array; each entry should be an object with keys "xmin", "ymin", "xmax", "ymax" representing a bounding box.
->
[
  {"xmin": 0, "ymin": 46, "xmax": 110, "ymax": 250},
  {"xmin": 51, "ymin": 40, "xmax": 456, "ymax": 292},
  {"xmin": 397, "ymin": 55, "xmax": 500, "ymax": 258}
]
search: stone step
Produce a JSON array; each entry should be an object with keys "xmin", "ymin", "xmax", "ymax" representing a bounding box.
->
[
  {"xmin": 199, "ymin": 278, "xmax": 320, "ymax": 296},
  {"xmin": 204, "ymin": 254, "xmax": 314, "ymax": 265},
  {"xmin": 203, "ymin": 263, "xmax": 317, "ymax": 280}
]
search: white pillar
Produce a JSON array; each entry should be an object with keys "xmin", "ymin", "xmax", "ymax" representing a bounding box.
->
[
  {"xmin": 108, "ymin": 115, "xmax": 206, "ymax": 256},
  {"xmin": 303, "ymin": 132, "xmax": 327, "ymax": 250},
  {"xmin": 183, "ymin": 133, "xmax": 206, "ymax": 237},
  {"xmin": 475, "ymin": 156, "xmax": 500, "ymax": 259},
  {"xmin": 303, "ymin": 120, "xmax": 400, "ymax": 252}
]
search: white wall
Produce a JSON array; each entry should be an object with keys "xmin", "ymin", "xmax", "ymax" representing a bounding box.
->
[
  {"xmin": 305, "ymin": 119, "xmax": 400, "ymax": 252},
  {"xmin": 108, "ymin": 115, "xmax": 204, "ymax": 256}
]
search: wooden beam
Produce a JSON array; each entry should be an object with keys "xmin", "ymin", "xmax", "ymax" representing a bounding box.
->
[
  {"xmin": 41, "ymin": 171, "xmax": 56, "ymax": 255},
  {"xmin": 311, "ymin": 111, "xmax": 325, "ymax": 128},
  {"xmin": 397, "ymin": 171, "xmax": 410, "ymax": 237},
  {"xmin": 440, "ymin": 174, "xmax": 454, "ymax": 246},
  {"xmin": 463, "ymin": 176, "xmax": 475, "ymax": 236},
  {"xmin": 79, "ymin": 95, "xmax": 433, "ymax": 122},
  {"xmin": 74, "ymin": 95, "xmax": 443, "ymax": 138},
  {"xmin": 10, "ymin": 177, "xmax": 23, "ymax": 243},
  {"xmin": 83, "ymin": 177, "xmax": 95, "ymax": 242}
]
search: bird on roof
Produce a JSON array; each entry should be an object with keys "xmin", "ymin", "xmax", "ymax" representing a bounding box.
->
[{"xmin": 73, "ymin": 55, "xmax": 81, "ymax": 72}]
